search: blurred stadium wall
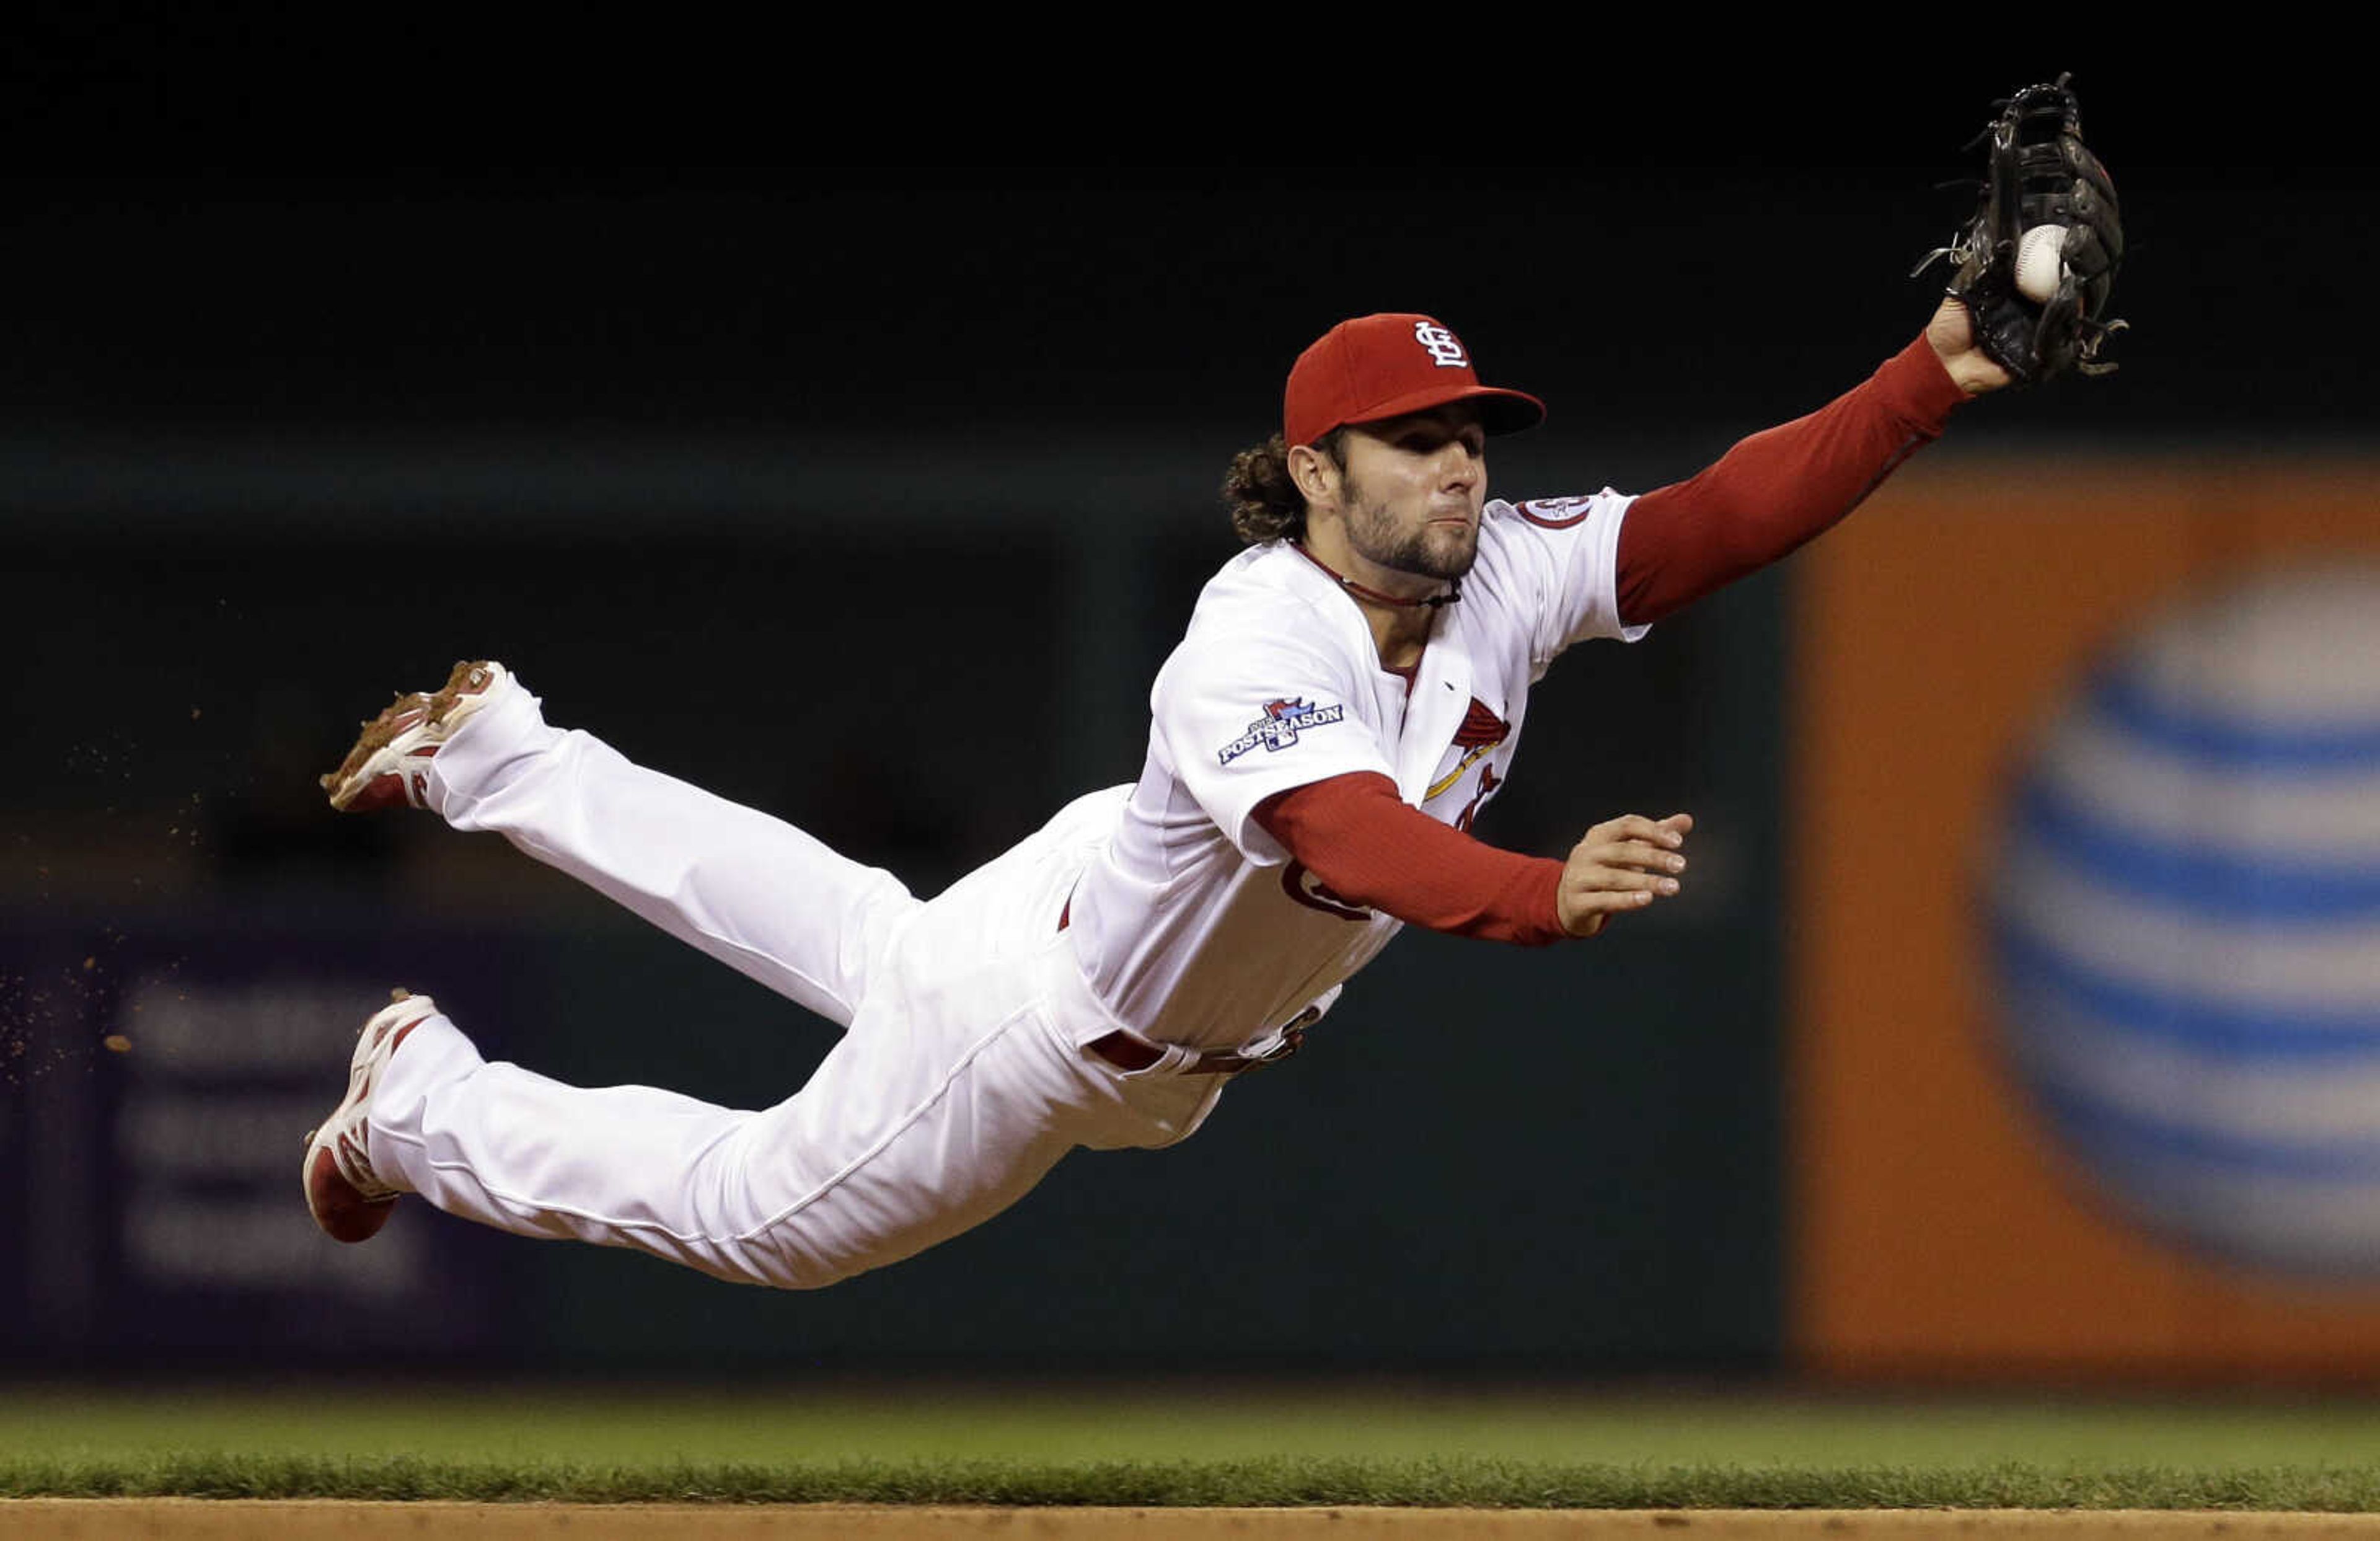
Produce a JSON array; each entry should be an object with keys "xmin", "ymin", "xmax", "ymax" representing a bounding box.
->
[{"xmin": 1789, "ymin": 454, "xmax": 2380, "ymax": 1384}]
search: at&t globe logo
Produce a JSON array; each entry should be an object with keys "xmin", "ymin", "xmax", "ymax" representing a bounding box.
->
[{"xmin": 1987, "ymin": 563, "xmax": 2380, "ymax": 1278}]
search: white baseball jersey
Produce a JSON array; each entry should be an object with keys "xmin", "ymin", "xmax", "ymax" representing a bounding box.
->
[
  {"xmin": 358, "ymin": 487, "xmax": 1644, "ymax": 1290},
  {"xmin": 1071, "ymin": 490, "xmax": 1646, "ymax": 1049}
]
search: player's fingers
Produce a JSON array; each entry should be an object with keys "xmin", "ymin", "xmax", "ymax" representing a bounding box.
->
[
  {"xmin": 1559, "ymin": 872, "xmax": 1686, "ymax": 937},
  {"xmin": 1566, "ymin": 865, "xmax": 1680, "ymax": 898},
  {"xmin": 1564, "ymin": 883, "xmax": 1668, "ymax": 917},
  {"xmin": 1574, "ymin": 837, "xmax": 1687, "ymax": 876},
  {"xmin": 1608, "ymin": 838, "xmax": 1687, "ymax": 873},
  {"xmin": 1587, "ymin": 813, "xmax": 1691, "ymax": 849}
]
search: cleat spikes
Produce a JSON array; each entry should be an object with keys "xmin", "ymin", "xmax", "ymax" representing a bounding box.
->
[{"xmin": 319, "ymin": 661, "xmax": 511, "ymax": 815}]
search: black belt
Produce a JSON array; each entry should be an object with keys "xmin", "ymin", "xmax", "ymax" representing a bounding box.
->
[
  {"xmin": 1086, "ymin": 1027, "xmax": 1305, "ymax": 1076},
  {"xmin": 1062, "ymin": 890, "xmax": 1310, "ymax": 1076}
]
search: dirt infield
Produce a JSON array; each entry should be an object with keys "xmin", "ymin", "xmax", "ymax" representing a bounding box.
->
[{"xmin": 12, "ymin": 1506, "xmax": 2380, "ymax": 1538}]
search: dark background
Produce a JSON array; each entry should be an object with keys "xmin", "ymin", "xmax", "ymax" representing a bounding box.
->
[
  {"xmin": 4, "ymin": 51, "xmax": 2364, "ymax": 442},
  {"xmin": 2, "ymin": 39, "xmax": 2368, "ymax": 1377}
]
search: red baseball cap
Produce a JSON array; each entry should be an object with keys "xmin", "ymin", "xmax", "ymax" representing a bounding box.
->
[{"xmin": 1283, "ymin": 313, "xmax": 1545, "ymax": 448}]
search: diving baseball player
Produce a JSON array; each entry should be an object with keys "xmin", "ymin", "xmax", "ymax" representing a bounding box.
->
[
  {"xmin": 301, "ymin": 295, "xmax": 2008, "ymax": 1287},
  {"xmin": 305, "ymin": 85, "xmax": 2123, "ymax": 1288}
]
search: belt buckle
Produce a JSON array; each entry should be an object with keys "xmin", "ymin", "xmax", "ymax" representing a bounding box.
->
[{"xmin": 1244, "ymin": 1004, "xmax": 1321, "ymax": 1069}]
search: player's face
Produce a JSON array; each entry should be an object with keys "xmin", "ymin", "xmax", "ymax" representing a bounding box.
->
[{"xmin": 1336, "ymin": 406, "xmax": 1489, "ymax": 583}]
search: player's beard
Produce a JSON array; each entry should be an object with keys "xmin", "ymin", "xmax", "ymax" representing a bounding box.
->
[{"xmin": 1342, "ymin": 488, "xmax": 1479, "ymax": 583}]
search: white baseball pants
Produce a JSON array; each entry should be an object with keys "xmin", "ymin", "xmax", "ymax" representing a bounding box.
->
[{"xmin": 366, "ymin": 676, "xmax": 1222, "ymax": 1288}]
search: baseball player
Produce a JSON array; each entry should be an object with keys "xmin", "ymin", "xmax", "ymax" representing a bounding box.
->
[{"xmin": 302, "ymin": 296, "xmax": 2014, "ymax": 1289}]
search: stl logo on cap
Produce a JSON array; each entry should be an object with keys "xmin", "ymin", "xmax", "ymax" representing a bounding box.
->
[
  {"xmin": 1282, "ymin": 312, "xmax": 1545, "ymax": 448},
  {"xmin": 1413, "ymin": 320, "xmax": 1470, "ymax": 368}
]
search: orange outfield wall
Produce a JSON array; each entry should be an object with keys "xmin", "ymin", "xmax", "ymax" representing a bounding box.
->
[{"xmin": 1787, "ymin": 452, "xmax": 2380, "ymax": 1382}]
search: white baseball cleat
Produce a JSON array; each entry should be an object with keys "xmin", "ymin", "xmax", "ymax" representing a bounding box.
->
[
  {"xmin": 319, "ymin": 660, "xmax": 511, "ymax": 812},
  {"xmin": 301, "ymin": 988, "xmax": 438, "ymax": 1243}
]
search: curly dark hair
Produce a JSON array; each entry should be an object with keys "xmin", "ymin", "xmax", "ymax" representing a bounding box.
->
[{"xmin": 1220, "ymin": 428, "xmax": 1348, "ymax": 545}]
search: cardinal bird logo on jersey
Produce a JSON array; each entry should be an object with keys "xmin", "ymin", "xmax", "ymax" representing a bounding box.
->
[
  {"xmin": 1427, "ymin": 697, "xmax": 1511, "ymax": 832},
  {"xmin": 1216, "ymin": 697, "xmax": 1347, "ymax": 766}
]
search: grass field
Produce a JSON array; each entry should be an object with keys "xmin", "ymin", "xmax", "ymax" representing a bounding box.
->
[
  {"xmin": 12, "ymin": 1382, "xmax": 2380, "ymax": 1468},
  {"xmin": 7, "ymin": 1382, "xmax": 2380, "ymax": 1508}
]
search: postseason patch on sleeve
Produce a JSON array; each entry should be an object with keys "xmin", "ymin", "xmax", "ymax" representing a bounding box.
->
[{"xmin": 1217, "ymin": 697, "xmax": 1346, "ymax": 765}]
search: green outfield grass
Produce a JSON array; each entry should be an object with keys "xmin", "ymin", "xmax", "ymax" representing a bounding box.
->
[{"xmin": 5, "ymin": 1382, "xmax": 2380, "ymax": 1506}]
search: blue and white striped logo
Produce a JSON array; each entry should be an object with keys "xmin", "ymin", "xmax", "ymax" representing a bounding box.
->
[{"xmin": 1988, "ymin": 564, "xmax": 2380, "ymax": 1278}]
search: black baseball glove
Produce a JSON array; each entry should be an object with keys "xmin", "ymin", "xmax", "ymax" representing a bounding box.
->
[{"xmin": 1917, "ymin": 73, "xmax": 2127, "ymax": 384}]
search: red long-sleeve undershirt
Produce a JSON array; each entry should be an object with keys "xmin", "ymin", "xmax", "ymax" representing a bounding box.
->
[
  {"xmin": 1251, "ymin": 332, "xmax": 1969, "ymax": 943},
  {"xmin": 1616, "ymin": 330, "xmax": 1969, "ymax": 626},
  {"xmin": 1258, "ymin": 769, "xmax": 1572, "ymax": 944}
]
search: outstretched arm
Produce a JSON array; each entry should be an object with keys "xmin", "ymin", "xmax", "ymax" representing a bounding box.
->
[
  {"xmin": 1254, "ymin": 773, "xmax": 1690, "ymax": 944},
  {"xmin": 1614, "ymin": 298, "xmax": 2003, "ymax": 629}
]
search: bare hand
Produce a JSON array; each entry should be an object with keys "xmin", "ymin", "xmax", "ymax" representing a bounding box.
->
[
  {"xmin": 1925, "ymin": 295, "xmax": 2013, "ymax": 395},
  {"xmin": 1559, "ymin": 812, "xmax": 1693, "ymax": 938}
]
